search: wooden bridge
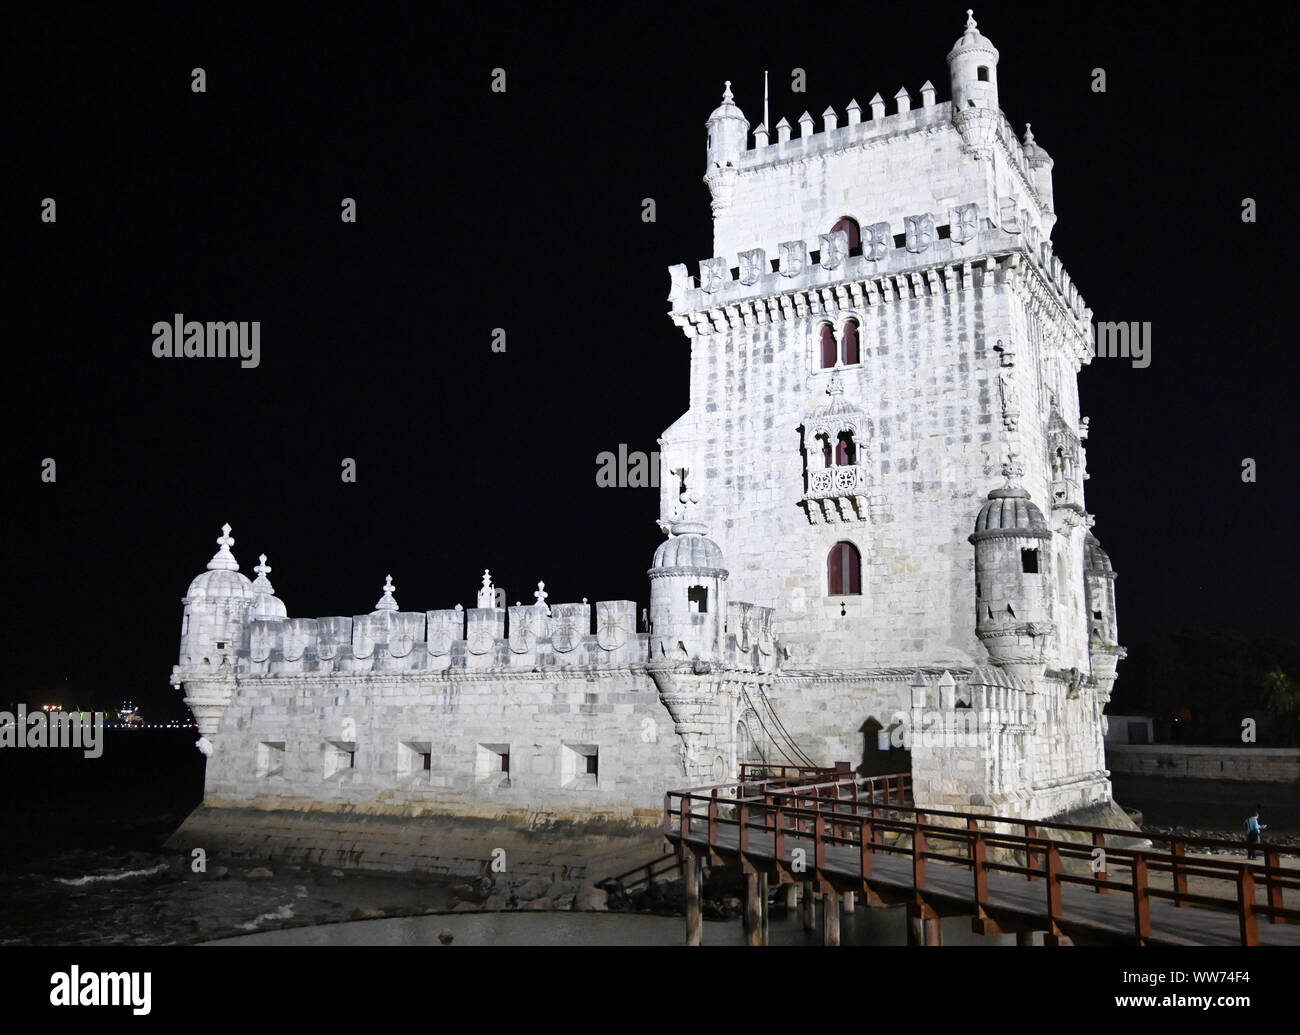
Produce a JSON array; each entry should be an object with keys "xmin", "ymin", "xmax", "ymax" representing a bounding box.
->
[{"xmin": 663, "ymin": 766, "xmax": 1300, "ymax": 946}]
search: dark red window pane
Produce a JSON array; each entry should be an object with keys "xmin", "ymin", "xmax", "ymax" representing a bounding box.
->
[
  {"xmin": 820, "ymin": 324, "xmax": 837, "ymax": 368},
  {"xmin": 828, "ymin": 541, "xmax": 861, "ymax": 595},
  {"xmin": 836, "ymin": 436, "xmax": 854, "ymax": 466},
  {"xmin": 841, "ymin": 319, "xmax": 859, "ymax": 365},
  {"xmin": 830, "ymin": 217, "xmax": 861, "ymax": 251}
]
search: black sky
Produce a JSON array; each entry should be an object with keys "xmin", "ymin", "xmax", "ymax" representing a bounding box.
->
[{"xmin": 8, "ymin": 1, "xmax": 1296, "ymax": 714}]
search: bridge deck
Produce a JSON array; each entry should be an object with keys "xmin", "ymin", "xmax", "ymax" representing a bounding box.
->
[
  {"xmin": 664, "ymin": 770, "xmax": 1300, "ymax": 946},
  {"xmin": 675, "ymin": 824, "xmax": 1300, "ymax": 946}
]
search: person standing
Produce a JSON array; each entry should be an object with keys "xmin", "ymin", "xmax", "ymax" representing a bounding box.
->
[{"xmin": 1244, "ymin": 807, "xmax": 1266, "ymax": 860}]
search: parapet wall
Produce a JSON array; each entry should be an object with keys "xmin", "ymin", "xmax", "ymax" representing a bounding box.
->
[
  {"xmin": 670, "ymin": 218, "xmax": 1090, "ymax": 354},
  {"xmin": 1107, "ymin": 744, "xmax": 1300, "ymax": 784}
]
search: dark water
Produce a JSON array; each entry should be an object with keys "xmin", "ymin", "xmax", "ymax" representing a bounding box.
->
[{"xmin": 2, "ymin": 732, "xmax": 1293, "ymax": 945}]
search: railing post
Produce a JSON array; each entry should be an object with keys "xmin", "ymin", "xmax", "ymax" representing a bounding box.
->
[
  {"xmin": 774, "ymin": 806, "xmax": 785, "ymax": 861},
  {"xmin": 1046, "ymin": 843, "xmax": 1063, "ymax": 934},
  {"xmin": 1238, "ymin": 867, "xmax": 1259, "ymax": 946},
  {"xmin": 1025, "ymin": 824, "xmax": 1039, "ymax": 881},
  {"xmin": 815, "ymin": 814, "xmax": 827, "ymax": 873},
  {"xmin": 681, "ymin": 795, "xmax": 691, "ymax": 838},
  {"xmin": 861, "ymin": 814, "xmax": 873, "ymax": 879},
  {"xmin": 1092, "ymin": 831, "xmax": 1107, "ymax": 893},
  {"xmin": 738, "ymin": 801, "xmax": 749, "ymax": 853},
  {"xmin": 708, "ymin": 791, "xmax": 718, "ymax": 846},
  {"xmin": 913, "ymin": 817, "xmax": 927, "ymax": 893},
  {"xmin": 1132, "ymin": 853, "xmax": 1151, "ymax": 946},
  {"xmin": 1171, "ymin": 841, "xmax": 1187, "ymax": 907},
  {"xmin": 1265, "ymin": 850, "xmax": 1283, "ymax": 923},
  {"xmin": 972, "ymin": 830, "xmax": 988, "ymax": 909}
]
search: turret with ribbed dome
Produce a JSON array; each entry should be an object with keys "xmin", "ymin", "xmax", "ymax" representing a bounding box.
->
[
  {"xmin": 173, "ymin": 523, "xmax": 256, "ymax": 746},
  {"xmin": 648, "ymin": 520, "xmax": 729, "ymax": 663},
  {"xmin": 969, "ymin": 468, "xmax": 1056, "ymax": 680},
  {"xmin": 179, "ymin": 523, "xmax": 255, "ymax": 668},
  {"xmin": 947, "ymin": 10, "xmax": 1002, "ymax": 158},
  {"xmin": 1084, "ymin": 531, "xmax": 1124, "ymax": 696},
  {"xmin": 704, "ymin": 81, "xmax": 748, "ymax": 221},
  {"xmin": 248, "ymin": 554, "xmax": 287, "ymax": 621}
]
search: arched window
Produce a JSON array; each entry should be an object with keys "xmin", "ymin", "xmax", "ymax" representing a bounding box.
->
[
  {"xmin": 830, "ymin": 217, "xmax": 861, "ymax": 254},
  {"xmin": 819, "ymin": 323, "xmax": 837, "ymax": 369},
  {"xmin": 821, "ymin": 435, "xmax": 834, "ymax": 469},
  {"xmin": 835, "ymin": 433, "xmax": 855, "ymax": 466},
  {"xmin": 840, "ymin": 318, "xmax": 860, "ymax": 365},
  {"xmin": 827, "ymin": 541, "xmax": 862, "ymax": 596}
]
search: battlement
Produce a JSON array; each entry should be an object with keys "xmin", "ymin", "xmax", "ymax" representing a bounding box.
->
[
  {"xmin": 668, "ymin": 215, "xmax": 1091, "ymax": 357},
  {"xmin": 743, "ymin": 88, "xmax": 1043, "ymax": 189}
]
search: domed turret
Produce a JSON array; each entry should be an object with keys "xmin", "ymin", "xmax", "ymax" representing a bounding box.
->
[
  {"xmin": 947, "ymin": 11, "xmax": 1002, "ymax": 158},
  {"xmin": 1084, "ymin": 530, "xmax": 1124, "ymax": 697},
  {"xmin": 179, "ymin": 523, "xmax": 255, "ymax": 668},
  {"xmin": 1022, "ymin": 123, "xmax": 1055, "ymax": 214},
  {"xmin": 969, "ymin": 477, "xmax": 1055, "ymax": 679},
  {"xmin": 648, "ymin": 521, "xmax": 729, "ymax": 663},
  {"xmin": 704, "ymin": 81, "xmax": 748, "ymax": 218},
  {"xmin": 248, "ymin": 554, "xmax": 287, "ymax": 621}
]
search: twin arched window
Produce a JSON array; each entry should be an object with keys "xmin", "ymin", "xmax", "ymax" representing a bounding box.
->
[
  {"xmin": 827, "ymin": 541, "xmax": 862, "ymax": 596},
  {"xmin": 822, "ymin": 432, "xmax": 856, "ymax": 468},
  {"xmin": 819, "ymin": 319, "xmax": 860, "ymax": 369}
]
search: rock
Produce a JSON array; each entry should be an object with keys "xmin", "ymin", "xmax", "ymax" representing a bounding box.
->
[
  {"xmin": 523, "ymin": 897, "xmax": 554, "ymax": 911},
  {"xmin": 483, "ymin": 890, "xmax": 511, "ymax": 911},
  {"xmin": 438, "ymin": 928, "xmax": 454, "ymax": 945},
  {"xmin": 350, "ymin": 907, "xmax": 385, "ymax": 920},
  {"xmin": 512, "ymin": 878, "xmax": 550, "ymax": 902},
  {"xmin": 245, "ymin": 867, "xmax": 274, "ymax": 880},
  {"xmin": 452, "ymin": 901, "xmax": 478, "ymax": 913},
  {"xmin": 209, "ymin": 865, "xmax": 230, "ymax": 880},
  {"xmin": 573, "ymin": 886, "xmax": 608, "ymax": 912}
]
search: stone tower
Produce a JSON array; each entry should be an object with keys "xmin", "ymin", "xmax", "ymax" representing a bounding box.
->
[{"xmin": 661, "ymin": 10, "xmax": 1124, "ymax": 821}]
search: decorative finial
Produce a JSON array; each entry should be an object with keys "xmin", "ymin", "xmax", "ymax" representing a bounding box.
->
[
  {"xmin": 534, "ymin": 581, "xmax": 548, "ymax": 606},
  {"xmin": 205, "ymin": 522, "xmax": 239, "ymax": 571},
  {"xmin": 476, "ymin": 569, "xmax": 496, "ymax": 609},
  {"xmin": 1024, "ymin": 122, "xmax": 1035, "ymax": 144},
  {"xmin": 374, "ymin": 574, "xmax": 398, "ymax": 612},
  {"xmin": 252, "ymin": 553, "xmax": 275, "ymax": 593},
  {"xmin": 722, "ymin": 80, "xmax": 733, "ymax": 103},
  {"xmin": 966, "ymin": 9, "xmax": 977, "ymax": 31},
  {"xmin": 1001, "ymin": 456, "xmax": 1025, "ymax": 482},
  {"xmin": 826, "ymin": 367, "xmax": 844, "ymax": 396}
]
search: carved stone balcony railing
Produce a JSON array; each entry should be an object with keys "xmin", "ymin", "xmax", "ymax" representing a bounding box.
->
[{"xmin": 802, "ymin": 464, "xmax": 869, "ymax": 523}]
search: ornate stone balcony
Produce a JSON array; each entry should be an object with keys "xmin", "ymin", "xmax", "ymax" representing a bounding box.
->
[{"xmin": 803, "ymin": 464, "xmax": 869, "ymax": 523}]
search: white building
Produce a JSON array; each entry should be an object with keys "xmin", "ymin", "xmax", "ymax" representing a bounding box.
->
[{"xmin": 169, "ymin": 13, "xmax": 1129, "ymax": 866}]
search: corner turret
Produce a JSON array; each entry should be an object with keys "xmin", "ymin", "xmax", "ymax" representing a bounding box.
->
[
  {"xmin": 704, "ymin": 81, "xmax": 748, "ymax": 220},
  {"xmin": 648, "ymin": 521, "xmax": 729, "ymax": 664},
  {"xmin": 969, "ymin": 475, "xmax": 1056, "ymax": 680},
  {"xmin": 947, "ymin": 10, "xmax": 1002, "ymax": 158}
]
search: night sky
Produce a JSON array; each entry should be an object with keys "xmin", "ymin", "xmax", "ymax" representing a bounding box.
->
[{"xmin": 9, "ymin": 2, "xmax": 1296, "ymax": 717}]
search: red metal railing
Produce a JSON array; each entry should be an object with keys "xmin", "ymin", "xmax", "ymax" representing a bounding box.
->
[{"xmin": 664, "ymin": 773, "xmax": 1300, "ymax": 945}]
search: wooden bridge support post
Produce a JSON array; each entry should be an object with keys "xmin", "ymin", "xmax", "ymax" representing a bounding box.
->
[
  {"xmin": 684, "ymin": 851, "xmax": 702, "ymax": 946},
  {"xmin": 784, "ymin": 882, "xmax": 798, "ymax": 909},
  {"xmin": 907, "ymin": 904, "xmax": 941, "ymax": 946},
  {"xmin": 822, "ymin": 889, "xmax": 841, "ymax": 946},
  {"xmin": 907, "ymin": 905, "xmax": 923, "ymax": 946},
  {"xmin": 802, "ymin": 881, "xmax": 817, "ymax": 930},
  {"xmin": 842, "ymin": 891, "xmax": 855, "ymax": 912},
  {"xmin": 744, "ymin": 873, "xmax": 762, "ymax": 946},
  {"xmin": 760, "ymin": 872, "xmax": 770, "ymax": 943},
  {"xmin": 924, "ymin": 916, "xmax": 942, "ymax": 946}
]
